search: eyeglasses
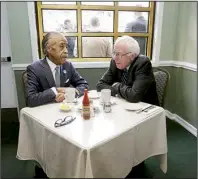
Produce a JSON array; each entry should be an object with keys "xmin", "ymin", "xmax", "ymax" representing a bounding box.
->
[
  {"xmin": 54, "ymin": 116, "xmax": 76, "ymax": 128},
  {"xmin": 112, "ymin": 51, "xmax": 132, "ymax": 58}
]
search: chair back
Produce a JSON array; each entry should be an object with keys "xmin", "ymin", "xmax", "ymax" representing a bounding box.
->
[
  {"xmin": 21, "ymin": 70, "xmax": 28, "ymax": 106},
  {"xmin": 153, "ymin": 67, "xmax": 170, "ymax": 107}
]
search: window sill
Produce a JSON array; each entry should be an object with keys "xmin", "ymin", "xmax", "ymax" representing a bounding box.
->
[
  {"xmin": 72, "ymin": 61, "xmax": 110, "ymax": 68},
  {"xmin": 12, "ymin": 61, "xmax": 160, "ymax": 71},
  {"xmin": 73, "ymin": 61, "xmax": 159, "ymax": 68}
]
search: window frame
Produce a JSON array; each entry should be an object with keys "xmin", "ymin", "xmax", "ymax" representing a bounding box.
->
[{"xmin": 35, "ymin": 1, "xmax": 155, "ymax": 62}]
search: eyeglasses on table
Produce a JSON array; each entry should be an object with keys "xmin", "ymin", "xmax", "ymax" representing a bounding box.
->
[{"xmin": 54, "ymin": 116, "xmax": 76, "ymax": 128}]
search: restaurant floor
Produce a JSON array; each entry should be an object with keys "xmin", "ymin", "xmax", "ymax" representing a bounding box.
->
[{"xmin": 1, "ymin": 109, "xmax": 197, "ymax": 178}]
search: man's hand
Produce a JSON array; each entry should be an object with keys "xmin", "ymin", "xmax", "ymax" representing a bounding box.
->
[
  {"xmin": 112, "ymin": 82, "xmax": 120, "ymax": 88},
  {"xmin": 55, "ymin": 93, "xmax": 65, "ymax": 103},
  {"xmin": 57, "ymin": 88, "xmax": 65, "ymax": 94},
  {"xmin": 111, "ymin": 82, "xmax": 121, "ymax": 96}
]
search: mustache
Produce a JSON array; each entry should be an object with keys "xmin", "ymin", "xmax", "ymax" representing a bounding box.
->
[{"xmin": 62, "ymin": 53, "xmax": 68, "ymax": 56}]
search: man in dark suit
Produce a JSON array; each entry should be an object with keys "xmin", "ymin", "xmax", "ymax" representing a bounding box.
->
[
  {"xmin": 96, "ymin": 35, "xmax": 159, "ymax": 106},
  {"xmin": 27, "ymin": 32, "xmax": 88, "ymax": 177},
  {"xmin": 96, "ymin": 36, "xmax": 159, "ymax": 178},
  {"xmin": 26, "ymin": 32, "xmax": 88, "ymax": 107},
  {"xmin": 125, "ymin": 8, "xmax": 147, "ymax": 55},
  {"xmin": 125, "ymin": 12, "xmax": 147, "ymax": 33}
]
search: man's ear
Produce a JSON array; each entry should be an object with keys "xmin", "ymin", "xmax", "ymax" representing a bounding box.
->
[
  {"xmin": 130, "ymin": 53, "xmax": 136, "ymax": 61},
  {"xmin": 46, "ymin": 44, "xmax": 51, "ymax": 54}
]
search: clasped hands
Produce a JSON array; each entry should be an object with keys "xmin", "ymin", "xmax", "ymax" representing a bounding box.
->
[
  {"xmin": 55, "ymin": 88, "xmax": 79, "ymax": 103},
  {"xmin": 55, "ymin": 88, "xmax": 66, "ymax": 103}
]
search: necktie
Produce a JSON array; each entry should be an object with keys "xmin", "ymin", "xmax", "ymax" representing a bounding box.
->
[
  {"xmin": 55, "ymin": 66, "xmax": 60, "ymax": 87},
  {"xmin": 121, "ymin": 68, "xmax": 128, "ymax": 85}
]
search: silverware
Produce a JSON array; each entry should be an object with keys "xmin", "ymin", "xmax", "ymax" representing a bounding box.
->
[{"xmin": 136, "ymin": 105, "xmax": 155, "ymax": 114}]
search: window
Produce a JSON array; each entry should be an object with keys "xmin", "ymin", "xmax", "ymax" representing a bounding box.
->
[{"xmin": 36, "ymin": 1, "xmax": 155, "ymax": 62}]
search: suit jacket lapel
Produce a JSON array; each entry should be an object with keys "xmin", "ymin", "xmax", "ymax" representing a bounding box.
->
[
  {"xmin": 127, "ymin": 56, "xmax": 139, "ymax": 83},
  {"xmin": 40, "ymin": 57, "xmax": 56, "ymax": 87}
]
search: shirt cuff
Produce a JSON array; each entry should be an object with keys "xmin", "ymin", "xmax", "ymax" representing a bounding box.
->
[{"xmin": 51, "ymin": 87, "xmax": 58, "ymax": 96}]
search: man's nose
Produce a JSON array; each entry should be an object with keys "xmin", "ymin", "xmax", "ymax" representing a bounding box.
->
[
  {"xmin": 113, "ymin": 56, "xmax": 119, "ymax": 62},
  {"xmin": 64, "ymin": 46, "xmax": 68, "ymax": 53}
]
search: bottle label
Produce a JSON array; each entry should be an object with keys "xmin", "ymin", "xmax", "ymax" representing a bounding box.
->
[{"xmin": 82, "ymin": 105, "xmax": 90, "ymax": 119}]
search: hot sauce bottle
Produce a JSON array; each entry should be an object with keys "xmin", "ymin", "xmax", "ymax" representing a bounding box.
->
[{"xmin": 82, "ymin": 89, "xmax": 90, "ymax": 120}]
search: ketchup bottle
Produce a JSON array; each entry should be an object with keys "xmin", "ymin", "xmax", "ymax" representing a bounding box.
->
[{"xmin": 82, "ymin": 89, "xmax": 90, "ymax": 120}]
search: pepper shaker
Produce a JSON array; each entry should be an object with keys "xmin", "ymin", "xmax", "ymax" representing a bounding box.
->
[{"xmin": 103, "ymin": 102, "xmax": 111, "ymax": 113}]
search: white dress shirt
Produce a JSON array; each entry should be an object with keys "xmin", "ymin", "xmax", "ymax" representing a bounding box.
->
[
  {"xmin": 46, "ymin": 57, "xmax": 80, "ymax": 97},
  {"xmin": 46, "ymin": 57, "xmax": 59, "ymax": 95}
]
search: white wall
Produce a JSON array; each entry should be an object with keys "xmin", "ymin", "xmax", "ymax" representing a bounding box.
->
[
  {"xmin": 159, "ymin": 2, "xmax": 179, "ymax": 61},
  {"xmin": 1, "ymin": 2, "xmax": 17, "ymax": 108},
  {"xmin": 175, "ymin": 2, "xmax": 197, "ymax": 64}
]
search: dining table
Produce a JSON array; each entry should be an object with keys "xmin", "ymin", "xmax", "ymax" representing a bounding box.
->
[{"xmin": 16, "ymin": 93, "xmax": 168, "ymax": 178}]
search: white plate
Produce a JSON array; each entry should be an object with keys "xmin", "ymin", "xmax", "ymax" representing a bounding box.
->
[{"xmin": 124, "ymin": 103, "xmax": 144, "ymax": 111}]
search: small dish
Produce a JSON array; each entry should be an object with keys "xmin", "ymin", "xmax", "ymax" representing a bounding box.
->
[
  {"xmin": 60, "ymin": 103, "xmax": 72, "ymax": 112},
  {"xmin": 77, "ymin": 105, "xmax": 99, "ymax": 112}
]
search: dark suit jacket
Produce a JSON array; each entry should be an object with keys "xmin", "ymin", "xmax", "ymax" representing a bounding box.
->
[
  {"xmin": 26, "ymin": 57, "xmax": 89, "ymax": 107},
  {"xmin": 96, "ymin": 55, "xmax": 159, "ymax": 105},
  {"xmin": 125, "ymin": 16, "xmax": 147, "ymax": 33},
  {"xmin": 125, "ymin": 16, "xmax": 147, "ymax": 55}
]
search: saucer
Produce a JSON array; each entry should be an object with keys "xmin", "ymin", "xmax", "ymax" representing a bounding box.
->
[
  {"xmin": 63, "ymin": 98, "xmax": 78, "ymax": 104},
  {"xmin": 100, "ymin": 99, "xmax": 116, "ymax": 105},
  {"xmin": 60, "ymin": 103, "xmax": 72, "ymax": 112},
  {"xmin": 76, "ymin": 105, "xmax": 99, "ymax": 112}
]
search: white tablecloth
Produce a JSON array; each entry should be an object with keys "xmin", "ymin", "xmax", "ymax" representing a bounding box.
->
[{"xmin": 17, "ymin": 97, "xmax": 167, "ymax": 178}]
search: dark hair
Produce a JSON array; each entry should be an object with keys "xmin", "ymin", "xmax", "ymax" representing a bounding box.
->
[
  {"xmin": 42, "ymin": 32, "xmax": 60, "ymax": 56},
  {"xmin": 64, "ymin": 19, "xmax": 71, "ymax": 25}
]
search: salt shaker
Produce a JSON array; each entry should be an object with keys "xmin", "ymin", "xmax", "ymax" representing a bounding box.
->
[{"xmin": 103, "ymin": 102, "xmax": 111, "ymax": 113}]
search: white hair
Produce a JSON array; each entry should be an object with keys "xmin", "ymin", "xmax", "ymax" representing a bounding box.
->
[{"xmin": 114, "ymin": 36, "xmax": 140, "ymax": 57}]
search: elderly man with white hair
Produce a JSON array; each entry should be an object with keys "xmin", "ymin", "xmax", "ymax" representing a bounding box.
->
[
  {"xmin": 96, "ymin": 36, "xmax": 159, "ymax": 177},
  {"xmin": 96, "ymin": 35, "xmax": 159, "ymax": 106}
]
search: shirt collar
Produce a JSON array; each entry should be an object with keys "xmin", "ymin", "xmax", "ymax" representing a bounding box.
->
[
  {"xmin": 46, "ymin": 57, "xmax": 58, "ymax": 72},
  {"xmin": 125, "ymin": 63, "xmax": 131, "ymax": 71},
  {"xmin": 126, "ymin": 64, "xmax": 130, "ymax": 71}
]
